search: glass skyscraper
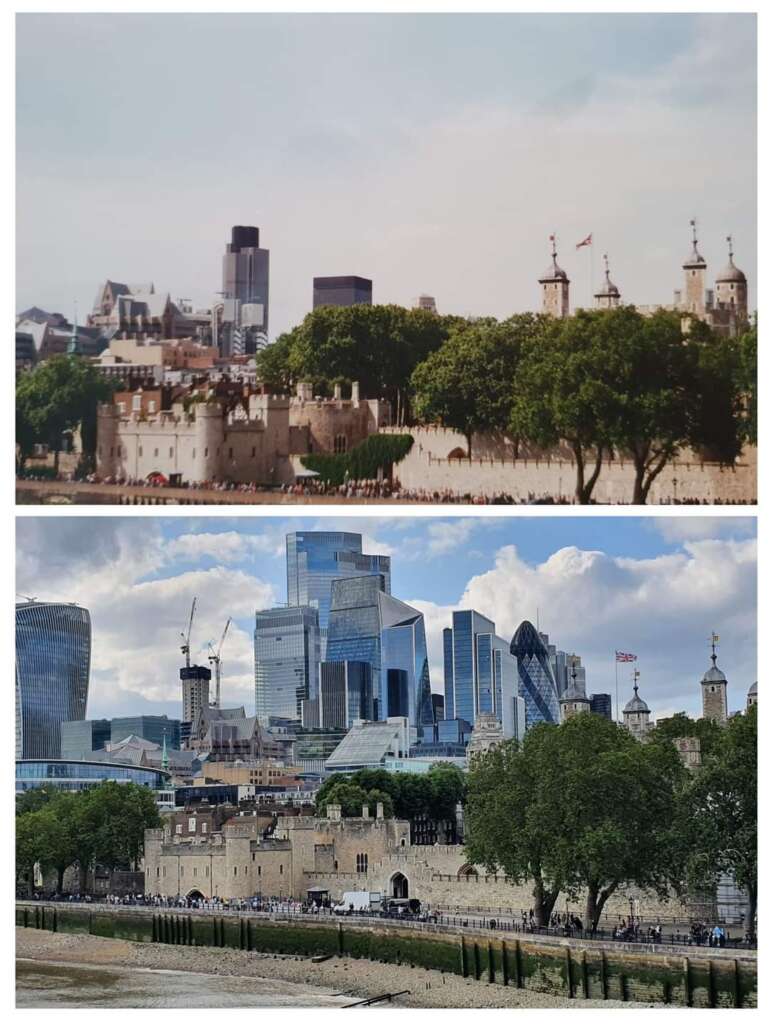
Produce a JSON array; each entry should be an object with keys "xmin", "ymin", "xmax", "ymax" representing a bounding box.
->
[
  {"xmin": 286, "ymin": 532, "xmax": 391, "ymax": 658},
  {"xmin": 443, "ymin": 610, "xmax": 517, "ymax": 730},
  {"xmin": 254, "ymin": 606, "xmax": 320, "ymax": 723},
  {"xmin": 510, "ymin": 620, "xmax": 560, "ymax": 727},
  {"xmin": 15, "ymin": 601, "xmax": 91, "ymax": 759},
  {"xmin": 326, "ymin": 575, "xmax": 433, "ymax": 733}
]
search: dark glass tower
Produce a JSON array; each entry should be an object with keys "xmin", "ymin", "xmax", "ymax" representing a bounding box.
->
[
  {"xmin": 221, "ymin": 225, "xmax": 270, "ymax": 346},
  {"xmin": 510, "ymin": 620, "xmax": 560, "ymax": 728},
  {"xmin": 254, "ymin": 606, "xmax": 320, "ymax": 722},
  {"xmin": 313, "ymin": 276, "xmax": 372, "ymax": 309},
  {"xmin": 15, "ymin": 601, "xmax": 91, "ymax": 759}
]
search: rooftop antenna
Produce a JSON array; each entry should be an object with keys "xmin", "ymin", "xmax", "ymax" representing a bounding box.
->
[
  {"xmin": 710, "ymin": 631, "xmax": 720, "ymax": 666},
  {"xmin": 208, "ymin": 617, "xmax": 231, "ymax": 708},
  {"xmin": 180, "ymin": 597, "xmax": 197, "ymax": 668}
]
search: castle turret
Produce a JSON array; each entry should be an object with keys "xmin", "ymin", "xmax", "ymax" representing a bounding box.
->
[
  {"xmin": 622, "ymin": 670, "xmax": 651, "ymax": 739},
  {"xmin": 682, "ymin": 218, "xmax": 708, "ymax": 316},
  {"xmin": 747, "ymin": 681, "xmax": 757, "ymax": 710},
  {"xmin": 538, "ymin": 234, "xmax": 570, "ymax": 318},
  {"xmin": 193, "ymin": 401, "xmax": 225, "ymax": 483},
  {"xmin": 96, "ymin": 402, "xmax": 120, "ymax": 478},
  {"xmin": 559, "ymin": 663, "xmax": 591, "ymax": 722},
  {"xmin": 715, "ymin": 235, "xmax": 748, "ymax": 321},
  {"xmin": 594, "ymin": 253, "xmax": 621, "ymax": 309},
  {"xmin": 701, "ymin": 632, "xmax": 728, "ymax": 723}
]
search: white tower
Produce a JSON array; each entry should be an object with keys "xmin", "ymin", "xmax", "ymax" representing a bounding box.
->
[
  {"xmin": 682, "ymin": 218, "xmax": 708, "ymax": 317},
  {"xmin": 594, "ymin": 253, "xmax": 621, "ymax": 309},
  {"xmin": 623, "ymin": 670, "xmax": 651, "ymax": 739},
  {"xmin": 715, "ymin": 236, "xmax": 748, "ymax": 321},
  {"xmin": 538, "ymin": 234, "xmax": 570, "ymax": 318}
]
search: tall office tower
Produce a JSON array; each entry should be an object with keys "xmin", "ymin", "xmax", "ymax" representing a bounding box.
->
[
  {"xmin": 326, "ymin": 575, "xmax": 433, "ymax": 733},
  {"xmin": 286, "ymin": 532, "xmax": 391, "ymax": 659},
  {"xmin": 15, "ymin": 601, "xmax": 91, "ymax": 759},
  {"xmin": 180, "ymin": 665, "xmax": 211, "ymax": 724},
  {"xmin": 589, "ymin": 693, "xmax": 613, "ymax": 721},
  {"xmin": 221, "ymin": 225, "xmax": 270, "ymax": 352},
  {"xmin": 510, "ymin": 620, "xmax": 560, "ymax": 728},
  {"xmin": 431, "ymin": 693, "xmax": 445, "ymax": 722},
  {"xmin": 313, "ymin": 276, "xmax": 372, "ymax": 309},
  {"xmin": 442, "ymin": 610, "xmax": 517, "ymax": 732},
  {"xmin": 254, "ymin": 606, "xmax": 320, "ymax": 723},
  {"xmin": 541, "ymin": 633, "xmax": 586, "ymax": 697},
  {"xmin": 312, "ymin": 660, "xmax": 373, "ymax": 730}
]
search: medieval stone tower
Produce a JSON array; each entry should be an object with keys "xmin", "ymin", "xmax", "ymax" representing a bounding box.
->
[
  {"xmin": 594, "ymin": 253, "xmax": 621, "ymax": 309},
  {"xmin": 701, "ymin": 633, "xmax": 728, "ymax": 723},
  {"xmin": 539, "ymin": 234, "xmax": 570, "ymax": 318},
  {"xmin": 747, "ymin": 681, "xmax": 757, "ymax": 709},
  {"xmin": 559, "ymin": 664, "xmax": 591, "ymax": 722},
  {"xmin": 682, "ymin": 218, "xmax": 708, "ymax": 316},
  {"xmin": 715, "ymin": 236, "xmax": 748, "ymax": 321},
  {"xmin": 622, "ymin": 671, "xmax": 651, "ymax": 739}
]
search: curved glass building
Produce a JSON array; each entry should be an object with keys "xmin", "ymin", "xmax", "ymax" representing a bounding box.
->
[
  {"xmin": 16, "ymin": 601, "xmax": 91, "ymax": 759},
  {"xmin": 16, "ymin": 759, "xmax": 170, "ymax": 793},
  {"xmin": 510, "ymin": 620, "xmax": 560, "ymax": 728}
]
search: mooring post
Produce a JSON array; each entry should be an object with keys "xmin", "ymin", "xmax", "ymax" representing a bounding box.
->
[
  {"xmin": 565, "ymin": 946, "xmax": 573, "ymax": 999},
  {"xmin": 460, "ymin": 935, "xmax": 468, "ymax": 978},
  {"xmin": 733, "ymin": 959, "xmax": 741, "ymax": 1009},
  {"xmin": 600, "ymin": 950, "xmax": 608, "ymax": 1000},
  {"xmin": 683, "ymin": 957, "xmax": 691, "ymax": 1008},
  {"xmin": 581, "ymin": 951, "xmax": 588, "ymax": 999},
  {"xmin": 514, "ymin": 939, "xmax": 523, "ymax": 989},
  {"xmin": 487, "ymin": 942, "xmax": 495, "ymax": 984},
  {"xmin": 708, "ymin": 960, "xmax": 716, "ymax": 1008},
  {"xmin": 501, "ymin": 940, "xmax": 509, "ymax": 986}
]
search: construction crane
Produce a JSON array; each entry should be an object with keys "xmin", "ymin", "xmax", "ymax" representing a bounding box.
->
[
  {"xmin": 208, "ymin": 617, "xmax": 231, "ymax": 709},
  {"xmin": 180, "ymin": 597, "xmax": 197, "ymax": 668}
]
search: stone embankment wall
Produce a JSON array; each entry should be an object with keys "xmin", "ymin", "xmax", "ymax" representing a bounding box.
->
[
  {"xmin": 16, "ymin": 903, "xmax": 756, "ymax": 1008},
  {"xmin": 379, "ymin": 427, "xmax": 756, "ymax": 504}
]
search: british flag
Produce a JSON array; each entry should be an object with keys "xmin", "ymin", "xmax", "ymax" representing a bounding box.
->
[{"xmin": 615, "ymin": 651, "xmax": 637, "ymax": 663}]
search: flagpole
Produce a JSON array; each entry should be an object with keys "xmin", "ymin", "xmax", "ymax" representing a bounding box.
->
[
  {"xmin": 590, "ymin": 241, "xmax": 594, "ymax": 310},
  {"xmin": 615, "ymin": 654, "xmax": 619, "ymax": 723}
]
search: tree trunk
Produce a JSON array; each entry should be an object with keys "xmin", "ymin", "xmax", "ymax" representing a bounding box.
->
[
  {"xmin": 586, "ymin": 880, "xmax": 618, "ymax": 932},
  {"xmin": 465, "ymin": 433, "xmax": 473, "ymax": 459},
  {"xmin": 53, "ymin": 448, "xmax": 61, "ymax": 478},
  {"xmin": 56, "ymin": 866, "xmax": 65, "ymax": 895},
  {"xmin": 746, "ymin": 882, "xmax": 757, "ymax": 941},
  {"xmin": 573, "ymin": 444, "xmax": 602, "ymax": 504},
  {"xmin": 632, "ymin": 453, "xmax": 646, "ymax": 505},
  {"xmin": 532, "ymin": 876, "xmax": 559, "ymax": 927}
]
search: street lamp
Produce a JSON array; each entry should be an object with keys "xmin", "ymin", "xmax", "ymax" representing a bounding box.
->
[{"xmin": 672, "ymin": 477, "xmax": 678, "ymax": 504}]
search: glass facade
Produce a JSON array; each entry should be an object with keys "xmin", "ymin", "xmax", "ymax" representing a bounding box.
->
[
  {"xmin": 326, "ymin": 577, "xmax": 433, "ymax": 733},
  {"xmin": 286, "ymin": 532, "xmax": 390, "ymax": 659},
  {"xmin": 318, "ymin": 660, "xmax": 373, "ymax": 729},
  {"xmin": 16, "ymin": 601, "xmax": 91, "ymax": 759},
  {"xmin": 589, "ymin": 693, "xmax": 613, "ymax": 720},
  {"xmin": 254, "ymin": 606, "xmax": 320, "ymax": 722},
  {"xmin": 15, "ymin": 759, "xmax": 169, "ymax": 792},
  {"xmin": 510, "ymin": 620, "xmax": 560, "ymax": 727},
  {"xmin": 110, "ymin": 715, "xmax": 181, "ymax": 749},
  {"xmin": 443, "ymin": 610, "xmax": 517, "ymax": 731},
  {"xmin": 60, "ymin": 718, "xmax": 111, "ymax": 759}
]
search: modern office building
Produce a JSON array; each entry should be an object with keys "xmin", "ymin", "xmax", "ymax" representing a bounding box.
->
[
  {"xmin": 110, "ymin": 715, "xmax": 181, "ymax": 749},
  {"xmin": 326, "ymin": 575, "xmax": 433, "ymax": 733},
  {"xmin": 313, "ymin": 276, "xmax": 372, "ymax": 309},
  {"xmin": 325, "ymin": 716, "xmax": 412, "ymax": 773},
  {"xmin": 286, "ymin": 532, "xmax": 391, "ymax": 659},
  {"xmin": 220, "ymin": 225, "xmax": 270, "ymax": 351},
  {"xmin": 254, "ymin": 606, "xmax": 321, "ymax": 723},
  {"xmin": 180, "ymin": 664, "xmax": 212, "ymax": 724},
  {"xmin": 589, "ymin": 693, "xmax": 613, "ymax": 720},
  {"xmin": 16, "ymin": 759, "xmax": 171, "ymax": 794},
  {"xmin": 15, "ymin": 601, "xmax": 91, "ymax": 760},
  {"xmin": 442, "ymin": 610, "xmax": 517, "ymax": 731},
  {"xmin": 431, "ymin": 693, "xmax": 445, "ymax": 722},
  {"xmin": 303, "ymin": 660, "xmax": 374, "ymax": 730},
  {"xmin": 541, "ymin": 633, "xmax": 586, "ymax": 697},
  {"xmin": 509, "ymin": 619, "xmax": 560, "ymax": 728},
  {"xmin": 60, "ymin": 718, "xmax": 111, "ymax": 759}
]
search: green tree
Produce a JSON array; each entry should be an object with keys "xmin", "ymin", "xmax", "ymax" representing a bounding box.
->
[
  {"xmin": 16, "ymin": 811, "xmax": 43, "ymax": 895},
  {"xmin": 36, "ymin": 798, "xmax": 80, "ymax": 894},
  {"xmin": 684, "ymin": 706, "xmax": 757, "ymax": 938},
  {"xmin": 316, "ymin": 782, "xmax": 370, "ymax": 818},
  {"xmin": 736, "ymin": 321, "xmax": 757, "ymax": 447},
  {"xmin": 647, "ymin": 712, "xmax": 723, "ymax": 759},
  {"xmin": 545, "ymin": 714, "xmax": 684, "ymax": 930},
  {"xmin": 465, "ymin": 728, "xmax": 564, "ymax": 926},
  {"xmin": 16, "ymin": 356, "xmax": 115, "ymax": 473},
  {"xmin": 412, "ymin": 316, "xmax": 540, "ymax": 456},
  {"xmin": 510, "ymin": 310, "xmax": 621, "ymax": 503}
]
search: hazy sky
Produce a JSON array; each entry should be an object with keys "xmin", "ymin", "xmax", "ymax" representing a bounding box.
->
[
  {"xmin": 16, "ymin": 515, "xmax": 757, "ymax": 724},
  {"xmin": 16, "ymin": 12, "xmax": 756, "ymax": 337}
]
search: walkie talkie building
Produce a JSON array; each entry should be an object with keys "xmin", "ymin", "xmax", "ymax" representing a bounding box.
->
[{"xmin": 15, "ymin": 601, "xmax": 91, "ymax": 759}]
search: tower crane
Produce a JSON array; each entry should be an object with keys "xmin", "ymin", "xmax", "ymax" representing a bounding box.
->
[
  {"xmin": 208, "ymin": 617, "xmax": 231, "ymax": 708},
  {"xmin": 180, "ymin": 597, "xmax": 197, "ymax": 668}
]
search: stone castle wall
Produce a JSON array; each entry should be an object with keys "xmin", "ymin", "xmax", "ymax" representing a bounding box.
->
[{"xmin": 380, "ymin": 427, "xmax": 756, "ymax": 503}]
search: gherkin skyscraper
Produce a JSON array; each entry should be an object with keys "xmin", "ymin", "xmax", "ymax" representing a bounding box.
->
[{"xmin": 510, "ymin": 620, "xmax": 559, "ymax": 728}]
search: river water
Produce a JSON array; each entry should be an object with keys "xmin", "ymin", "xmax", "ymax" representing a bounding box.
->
[{"xmin": 16, "ymin": 959, "xmax": 352, "ymax": 1008}]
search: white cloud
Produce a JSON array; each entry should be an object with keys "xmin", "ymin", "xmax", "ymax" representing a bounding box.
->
[
  {"xmin": 651, "ymin": 517, "xmax": 756, "ymax": 543},
  {"xmin": 412, "ymin": 538, "xmax": 756, "ymax": 717}
]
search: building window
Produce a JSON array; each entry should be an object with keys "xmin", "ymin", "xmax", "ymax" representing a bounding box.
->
[
  {"xmin": 202, "ymin": 822, "xmax": 207, "ymax": 834},
  {"xmin": 204, "ymin": 447, "xmax": 209, "ymax": 457},
  {"xmin": 251, "ymin": 447, "xmax": 256, "ymax": 458},
  {"xmin": 192, "ymin": 448, "xmax": 196, "ymax": 458},
  {"xmin": 258, "ymin": 866, "xmax": 261, "ymax": 876},
  {"xmin": 156, "ymin": 867, "xmax": 160, "ymax": 877},
  {"xmin": 234, "ymin": 866, "xmax": 237, "ymax": 876},
  {"xmin": 154, "ymin": 448, "xmax": 159, "ymax": 458},
  {"xmin": 163, "ymin": 867, "xmax": 166, "ymax": 877},
  {"xmin": 138, "ymin": 446, "xmax": 143, "ymax": 457},
  {"xmin": 188, "ymin": 818, "xmax": 196, "ymax": 832},
  {"xmin": 229, "ymin": 447, "xmax": 234, "ymax": 459},
  {"xmin": 252, "ymin": 853, "xmax": 255, "ymax": 861},
  {"xmin": 148, "ymin": 400, "xmax": 157, "ymax": 413},
  {"xmin": 279, "ymin": 865, "xmax": 283, "ymax": 875},
  {"xmin": 193, "ymin": 868, "xmax": 197, "ymax": 877},
  {"xmin": 356, "ymin": 853, "xmax": 368, "ymax": 873},
  {"xmin": 333, "ymin": 435, "xmax": 348, "ymax": 454},
  {"xmin": 169, "ymin": 447, "xmax": 174, "ymax": 457},
  {"xmin": 175, "ymin": 824, "xmax": 182, "ymax": 835},
  {"xmin": 118, "ymin": 402, "xmax": 126, "ymax": 413},
  {"xmin": 132, "ymin": 394, "xmax": 142, "ymax": 412},
  {"xmin": 180, "ymin": 867, "xmax": 184, "ymax": 877}
]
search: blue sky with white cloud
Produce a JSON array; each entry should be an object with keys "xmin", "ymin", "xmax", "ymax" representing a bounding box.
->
[
  {"xmin": 16, "ymin": 12, "xmax": 756, "ymax": 335},
  {"xmin": 16, "ymin": 515, "xmax": 757, "ymax": 725}
]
